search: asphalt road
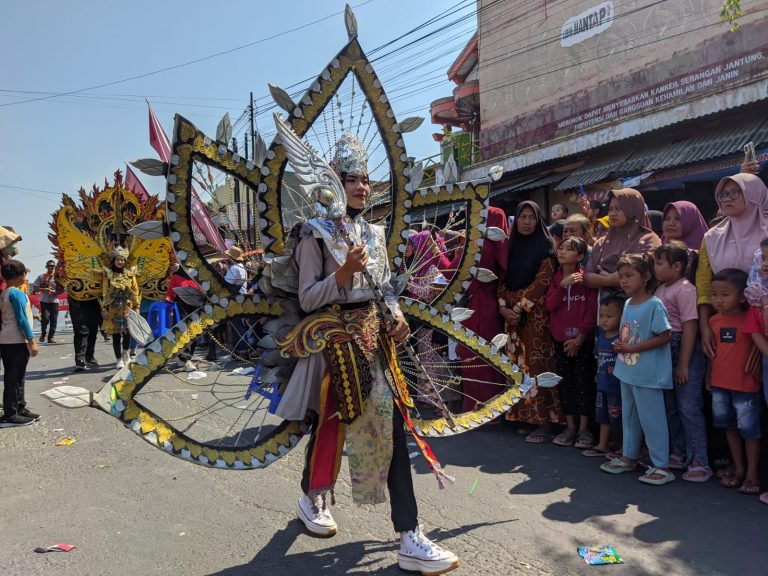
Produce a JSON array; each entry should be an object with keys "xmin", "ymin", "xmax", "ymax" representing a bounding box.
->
[{"xmin": 1, "ymin": 334, "xmax": 766, "ymax": 575}]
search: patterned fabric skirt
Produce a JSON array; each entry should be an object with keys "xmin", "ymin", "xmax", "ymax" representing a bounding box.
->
[
  {"xmin": 504, "ymin": 307, "xmax": 561, "ymax": 424},
  {"xmin": 346, "ymin": 359, "xmax": 394, "ymax": 505}
]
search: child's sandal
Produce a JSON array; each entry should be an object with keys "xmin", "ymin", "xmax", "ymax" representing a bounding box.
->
[{"xmin": 574, "ymin": 430, "xmax": 594, "ymax": 449}]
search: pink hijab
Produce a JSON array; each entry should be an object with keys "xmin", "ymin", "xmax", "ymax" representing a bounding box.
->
[
  {"xmin": 661, "ymin": 201, "xmax": 709, "ymax": 249},
  {"xmin": 704, "ymin": 173, "xmax": 768, "ymax": 274}
]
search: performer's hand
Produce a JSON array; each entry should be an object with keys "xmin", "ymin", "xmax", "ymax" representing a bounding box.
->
[
  {"xmin": 343, "ymin": 244, "xmax": 368, "ymax": 273},
  {"xmin": 387, "ymin": 315, "xmax": 410, "ymax": 343}
]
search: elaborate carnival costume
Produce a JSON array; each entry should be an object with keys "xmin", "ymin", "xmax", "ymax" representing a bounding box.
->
[
  {"xmin": 49, "ymin": 171, "xmax": 172, "ymax": 370},
  {"xmin": 85, "ymin": 9, "xmax": 560, "ymax": 576},
  {"xmin": 101, "ymin": 246, "xmax": 141, "ymax": 367},
  {"xmin": 270, "ymin": 119, "xmax": 459, "ymax": 572}
]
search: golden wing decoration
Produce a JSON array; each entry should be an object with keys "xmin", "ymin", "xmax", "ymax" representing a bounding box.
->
[
  {"xmin": 130, "ymin": 237, "xmax": 172, "ymax": 301},
  {"xmin": 50, "ymin": 203, "xmax": 104, "ymax": 301}
]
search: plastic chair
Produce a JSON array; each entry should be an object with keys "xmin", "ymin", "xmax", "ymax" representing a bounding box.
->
[{"xmin": 147, "ymin": 301, "xmax": 181, "ymax": 339}]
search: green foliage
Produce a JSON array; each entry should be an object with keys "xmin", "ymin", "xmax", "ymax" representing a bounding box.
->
[{"xmin": 720, "ymin": 0, "xmax": 743, "ymax": 32}]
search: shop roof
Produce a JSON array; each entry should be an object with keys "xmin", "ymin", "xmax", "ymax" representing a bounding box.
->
[{"xmin": 555, "ymin": 113, "xmax": 768, "ymax": 190}]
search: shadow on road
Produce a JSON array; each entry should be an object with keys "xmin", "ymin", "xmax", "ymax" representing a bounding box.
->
[
  {"xmin": 208, "ymin": 520, "xmax": 509, "ymax": 575},
  {"xmin": 409, "ymin": 421, "xmax": 768, "ymax": 575}
]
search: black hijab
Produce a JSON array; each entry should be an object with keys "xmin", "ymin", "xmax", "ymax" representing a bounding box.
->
[{"xmin": 505, "ymin": 201, "xmax": 556, "ymax": 290}]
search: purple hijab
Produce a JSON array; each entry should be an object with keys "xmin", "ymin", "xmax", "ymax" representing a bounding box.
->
[{"xmin": 661, "ymin": 201, "xmax": 709, "ymax": 249}]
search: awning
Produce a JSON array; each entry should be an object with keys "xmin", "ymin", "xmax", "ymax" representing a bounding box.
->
[
  {"xmin": 491, "ymin": 172, "xmax": 568, "ymax": 198},
  {"xmin": 554, "ymin": 113, "xmax": 768, "ymax": 191}
]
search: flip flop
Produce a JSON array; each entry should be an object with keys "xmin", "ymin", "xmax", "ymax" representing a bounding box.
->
[
  {"xmin": 525, "ymin": 430, "xmax": 554, "ymax": 444},
  {"xmin": 760, "ymin": 492, "xmax": 768, "ymax": 505},
  {"xmin": 575, "ymin": 430, "xmax": 594, "ymax": 449},
  {"xmin": 639, "ymin": 467, "xmax": 675, "ymax": 486},
  {"xmin": 552, "ymin": 429, "xmax": 576, "ymax": 447},
  {"xmin": 681, "ymin": 466, "xmax": 713, "ymax": 483},
  {"xmin": 738, "ymin": 480, "xmax": 761, "ymax": 495},
  {"xmin": 600, "ymin": 458, "xmax": 638, "ymax": 474},
  {"xmin": 582, "ymin": 447, "xmax": 611, "ymax": 457}
]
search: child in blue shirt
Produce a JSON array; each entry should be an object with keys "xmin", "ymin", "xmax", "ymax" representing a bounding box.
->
[
  {"xmin": 0, "ymin": 259, "xmax": 40, "ymax": 427},
  {"xmin": 582, "ymin": 295, "xmax": 625, "ymax": 457},
  {"xmin": 600, "ymin": 253, "xmax": 674, "ymax": 485}
]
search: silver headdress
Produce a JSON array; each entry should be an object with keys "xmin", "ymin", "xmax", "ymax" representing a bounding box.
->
[{"xmin": 330, "ymin": 132, "xmax": 368, "ymax": 175}]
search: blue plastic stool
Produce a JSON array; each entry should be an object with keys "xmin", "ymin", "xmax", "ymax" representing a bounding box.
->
[{"xmin": 147, "ymin": 301, "xmax": 181, "ymax": 339}]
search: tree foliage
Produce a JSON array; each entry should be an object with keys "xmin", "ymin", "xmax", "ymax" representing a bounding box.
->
[{"xmin": 720, "ymin": 0, "xmax": 743, "ymax": 32}]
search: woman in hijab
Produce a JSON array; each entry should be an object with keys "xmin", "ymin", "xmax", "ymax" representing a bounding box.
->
[
  {"xmin": 458, "ymin": 206, "xmax": 509, "ymax": 411},
  {"xmin": 499, "ymin": 201, "xmax": 561, "ymax": 442},
  {"xmin": 404, "ymin": 229, "xmax": 464, "ymax": 408},
  {"xmin": 661, "ymin": 200, "xmax": 709, "ymax": 281},
  {"xmin": 697, "ymin": 173, "xmax": 768, "ymax": 358},
  {"xmin": 584, "ymin": 189, "xmax": 661, "ymax": 291}
]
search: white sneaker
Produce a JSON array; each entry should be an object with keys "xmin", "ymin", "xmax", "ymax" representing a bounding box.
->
[
  {"xmin": 296, "ymin": 493, "xmax": 337, "ymax": 537},
  {"xmin": 398, "ymin": 525, "xmax": 459, "ymax": 575},
  {"xmin": 115, "ymin": 358, "xmax": 125, "ymax": 369},
  {"xmin": 121, "ymin": 351, "xmax": 130, "ymax": 364},
  {"xmin": 184, "ymin": 360, "xmax": 197, "ymax": 372}
]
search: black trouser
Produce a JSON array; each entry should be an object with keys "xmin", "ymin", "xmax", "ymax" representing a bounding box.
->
[
  {"xmin": 300, "ymin": 406, "xmax": 419, "ymax": 533},
  {"xmin": 554, "ymin": 340, "xmax": 597, "ymax": 418},
  {"xmin": 70, "ymin": 299, "xmax": 100, "ymax": 363},
  {"xmin": 1, "ymin": 344, "xmax": 30, "ymax": 417},
  {"xmin": 39, "ymin": 302, "xmax": 59, "ymax": 341},
  {"xmin": 112, "ymin": 329, "xmax": 131, "ymax": 358}
]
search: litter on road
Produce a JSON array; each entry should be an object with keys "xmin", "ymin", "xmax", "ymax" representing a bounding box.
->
[{"xmin": 577, "ymin": 545, "xmax": 623, "ymax": 565}]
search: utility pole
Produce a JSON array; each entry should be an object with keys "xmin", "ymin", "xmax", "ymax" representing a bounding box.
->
[
  {"xmin": 249, "ymin": 92, "xmax": 256, "ymax": 245},
  {"xmin": 232, "ymin": 136, "xmax": 241, "ymax": 233},
  {"xmin": 244, "ymin": 130, "xmax": 251, "ymax": 243}
]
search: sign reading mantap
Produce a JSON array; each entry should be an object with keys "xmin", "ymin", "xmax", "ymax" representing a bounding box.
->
[{"xmin": 561, "ymin": 1, "xmax": 614, "ymax": 47}]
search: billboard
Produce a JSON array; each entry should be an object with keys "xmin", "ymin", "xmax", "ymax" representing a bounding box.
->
[{"xmin": 478, "ymin": 0, "xmax": 768, "ymax": 161}]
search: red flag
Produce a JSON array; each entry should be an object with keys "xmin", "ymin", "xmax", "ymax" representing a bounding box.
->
[
  {"xmin": 148, "ymin": 102, "xmax": 171, "ymax": 162},
  {"xmin": 125, "ymin": 165, "xmax": 150, "ymax": 203},
  {"xmin": 146, "ymin": 101, "xmax": 225, "ymax": 251}
]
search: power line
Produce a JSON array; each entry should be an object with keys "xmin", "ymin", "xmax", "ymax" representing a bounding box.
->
[{"xmin": 0, "ymin": 0, "xmax": 377, "ymax": 108}]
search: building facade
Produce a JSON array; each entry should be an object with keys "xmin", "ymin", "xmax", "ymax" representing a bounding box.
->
[{"xmin": 432, "ymin": 0, "xmax": 768, "ymax": 218}]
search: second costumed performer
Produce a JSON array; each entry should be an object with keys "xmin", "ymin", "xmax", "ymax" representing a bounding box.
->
[{"xmin": 274, "ymin": 115, "xmax": 460, "ymax": 575}]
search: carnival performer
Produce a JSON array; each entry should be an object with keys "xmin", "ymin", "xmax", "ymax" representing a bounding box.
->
[
  {"xmin": 101, "ymin": 247, "xmax": 141, "ymax": 368},
  {"xmin": 274, "ymin": 123, "xmax": 459, "ymax": 575}
]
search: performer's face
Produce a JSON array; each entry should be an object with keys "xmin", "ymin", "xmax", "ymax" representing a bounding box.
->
[
  {"xmin": 114, "ymin": 256, "xmax": 126, "ymax": 269},
  {"xmin": 343, "ymin": 173, "xmax": 370, "ymax": 210}
]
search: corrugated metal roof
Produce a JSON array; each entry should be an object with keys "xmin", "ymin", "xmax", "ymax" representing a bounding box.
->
[
  {"xmin": 554, "ymin": 114, "xmax": 768, "ymax": 191},
  {"xmin": 491, "ymin": 172, "xmax": 568, "ymax": 197},
  {"xmin": 555, "ymin": 151, "xmax": 630, "ymax": 190}
]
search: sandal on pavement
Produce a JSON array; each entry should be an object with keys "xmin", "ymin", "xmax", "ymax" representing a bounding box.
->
[
  {"xmin": 760, "ymin": 492, "xmax": 768, "ymax": 505},
  {"xmin": 525, "ymin": 429, "xmax": 554, "ymax": 444},
  {"xmin": 738, "ymin": 480, "xmax": 761, "ymax": 495},
  {"xmin": 639, "ymin": 467, "xmax": 675, "ymax": 485},
  {"xmin": 552, "ymin": 429, "xmax": 576, "ymax": 447},
  {"xmin": 720, "ymin": 474, "xmax": 745, "ymax": 489},
  {"xmin": 681, "ymin": 466, "xmax": 713, "ymax": 483},
  {"xmin": 582, "ymin": 447, "xmax": 611, "ymax": 457},
  {"xmin": 600, "ymin": 458, "xmax": 638, "ymax": 474},
  {"xmin": 575, "ymin": 430, "xmax": 594, "ymax": 449}
]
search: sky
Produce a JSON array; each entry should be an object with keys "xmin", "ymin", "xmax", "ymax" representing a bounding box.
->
[{"xmin": 0, "ymin": 0, "xmax": 476, "ymax": 275}]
